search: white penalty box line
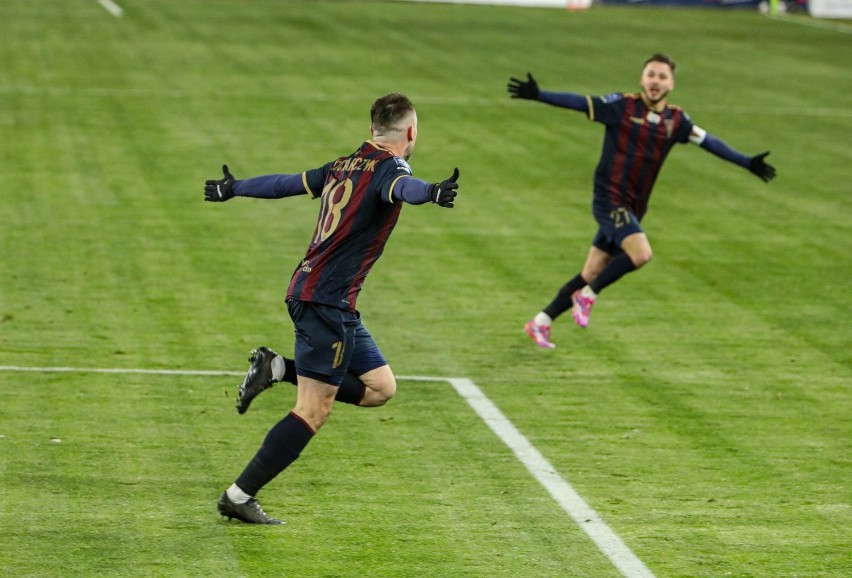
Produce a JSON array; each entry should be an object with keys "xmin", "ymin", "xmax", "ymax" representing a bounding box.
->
[{"xmin": 0, "ymin": 365, "xmax": 655, "ymax": 578}]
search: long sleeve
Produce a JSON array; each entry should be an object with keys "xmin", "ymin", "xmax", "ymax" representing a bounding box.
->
[
  {"xmin": 390, "ymin": 175, "xmax": 432, "ymax": 205},
  {"xmin": 232, "ymin": 173, "xmax": 310, "ymax": 199},
  {"xmin": 538, "ymin": 90, "xmax": 590, "ymax": 112},
  {"xmin": 693, "ymin": 128, "xmax": 752, "ymax": 168}
]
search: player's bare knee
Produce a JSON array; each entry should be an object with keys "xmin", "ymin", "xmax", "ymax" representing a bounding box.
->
[
  {"xmin": 370, "ymin": 375, "xmax": 397, "ymax": 406},
  {"xmin": 294, "ymin": 398, "xmax": 335, "ymax": 431},
  {"xmin": 631, "ymin": 248, "xmax": 652, "ymax": 268},
  {"xmin": 359, "ymin": 365, "xmax": 396, "ymax": 406}
]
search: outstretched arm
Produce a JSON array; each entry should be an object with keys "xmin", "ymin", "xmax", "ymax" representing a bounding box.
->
[
  {"xmin": 204, "ymin": 165, "xmax": 312, "ymax": 202},
  {"xmin": 390, "ymin": 169, "xmax": 460, "ymax": 208},
  {"xmin": 690, "ymin": 127, "xmax": 776, "ymax": 182},
  {"xmin": 233, "ymin": 174, "xmax": 310, "ymax": 199},
  {"xmin": 508, "ymin": 72, "xmax": 589, "ymax": 112}
]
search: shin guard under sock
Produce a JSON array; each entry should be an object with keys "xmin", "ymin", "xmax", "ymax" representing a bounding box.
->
[
  {"xmin": 543, "ymin": 273, "xmax": 586, "ymax": 320},
  {"xmin": 235, "ymin": 412, "xmax": 315, "ymax": 496},
  {"xmin": 589, "ymin": 253, "xmax": 637, "ymax": 294}
]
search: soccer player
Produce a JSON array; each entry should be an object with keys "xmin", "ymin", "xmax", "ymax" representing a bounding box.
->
[
  {"xmin": 204, "ymin": 93, "xmax": 460, "ymax": 523},
  {"xmin": 508, "ymin": 54, "xmax": 776, "ymax": 348}
]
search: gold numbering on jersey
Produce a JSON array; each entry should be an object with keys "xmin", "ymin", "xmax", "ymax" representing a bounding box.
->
[
  {"xmin": 611, "ymin": 207, "xmax": 632, "ymax": 229},
  {"xmin": 313, "ymin": 178, "xmax": 354, "ymax": 245},
  {"xmin": 331, "ymin": 341, "xmax": 345, "ymax": 369}
]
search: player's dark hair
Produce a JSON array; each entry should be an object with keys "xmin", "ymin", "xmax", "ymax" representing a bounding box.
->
[
  {"xmin": 644, "ymin": 53, "xmax": 676, "ymax": 74},
  {"xmin": 371, "ymin": 93, "xmax": 415, "ymax": 133}
]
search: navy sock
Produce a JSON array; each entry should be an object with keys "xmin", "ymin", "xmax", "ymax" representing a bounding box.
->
[
  {"xmin": 543, "ymin": 273, "xmax": 586, "ymax": 319},
  {"xmin": 589, "ymin": 253, "xmax": 637, "ymax": 294},
  {"xmin": 235, "ymin": 412, "xmax": 314, "ymax": 496},
  {"xmin": 282, "ymin": 357, "xmax": 297, "ymax": 385},
  {"xmin": 285, "ymin": 365, "xmax": 365, "ymax": 406},
  {"xmin": 334, "ymin": 373, "xmax": 366, "ymax": 405}
]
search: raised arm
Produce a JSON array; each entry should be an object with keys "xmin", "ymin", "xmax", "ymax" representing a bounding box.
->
[
  {"xmin": 508, "ymin": 72, "xmax": 589, "ymax": 112},
  {"xmin": 690, "ymin": 127, "xmax": 776, "ymax": 182}
]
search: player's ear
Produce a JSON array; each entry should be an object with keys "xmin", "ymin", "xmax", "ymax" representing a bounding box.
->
[{"xmin": 406, "ymin": 124, "xmax": 416, "ymax": 143}]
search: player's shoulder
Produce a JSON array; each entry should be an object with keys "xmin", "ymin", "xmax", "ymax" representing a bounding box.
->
[
  {"xmin": 389, "ymin": 156, "xmax": 412, "ymax": 175},
  {"xmin": 594, "ymin": 92, "xmax": 628, "ymax": 104},
  {"xmin": 665, "ymin": 102, "xmax": 692, "ymax": 123}
]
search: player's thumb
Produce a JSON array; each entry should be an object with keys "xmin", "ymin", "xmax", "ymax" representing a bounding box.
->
[{"xmin": 449, "ymin": 167, "xmax": 459, "ymax": 183}]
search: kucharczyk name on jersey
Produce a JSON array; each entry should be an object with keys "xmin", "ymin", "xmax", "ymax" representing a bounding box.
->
[
  {"xmin": 329, "ymin": 155, "xmax": 412, "ymax": 176},
  {"xmin": 330, "ymin": 157, "xmax": 381, "ymax": 173}
]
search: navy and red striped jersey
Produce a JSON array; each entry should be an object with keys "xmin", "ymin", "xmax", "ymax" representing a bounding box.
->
[
  {"xmin": 287, "ymin": 141, "xmax": 413, "ymax": 311},
  {"xmin": 588, "ymin": 93, "xmax": 693, "ymax": 220}
]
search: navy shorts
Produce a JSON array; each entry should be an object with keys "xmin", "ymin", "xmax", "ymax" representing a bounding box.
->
[
  {"xmin": 591, "ymin": 206, "xmax": 644, "ymax": 255},
  {"xmin": 286, "ymin": 299, "xmax": 387, "ymax": 386}
]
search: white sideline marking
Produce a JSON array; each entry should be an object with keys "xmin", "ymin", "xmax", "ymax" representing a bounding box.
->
[
  {"xmin": 0, "ymin": 365, "xmax": 654, "ymax": 577},
  {"xmin": 449, "ymin": 378, "xmax": 656, "ymax": 578},
  {"xmin": 98, "ymin": 0, "xmax": 123, "ymax": 18},
  {"xmin": 0, "ymin": 365, "xmax": 242, "ymax": 377}
]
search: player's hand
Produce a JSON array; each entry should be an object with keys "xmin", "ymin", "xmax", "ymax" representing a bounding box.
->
[
  {"xmin": 749, "ymin": 152, "xmax": 776, "ymax": 183},
  {"xmin": 204, "ymin": 165, "xmax": 236, "ymax": 201},
  {"xmin": 508, "ymin": 72, "xmax": 539, "ymax": 100},
  {"xmin": 429, "ymin": 168, "xmax": 460, "ymax": 208}
]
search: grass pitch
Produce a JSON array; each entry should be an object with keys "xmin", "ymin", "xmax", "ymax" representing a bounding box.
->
[{"xmin": 1, "ymin": 1, "xmax": 850, "ymax": 577}]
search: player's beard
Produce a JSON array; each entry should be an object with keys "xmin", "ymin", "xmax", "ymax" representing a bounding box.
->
[{"xmin": 643, "ymin": 87, "xmax": 669, "ymax": 106}]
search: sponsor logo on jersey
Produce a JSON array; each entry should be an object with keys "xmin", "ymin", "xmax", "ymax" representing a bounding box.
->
[
  {"xmin": 599, "ymin": 92, "xmax": 623, "ymax": 104},
  {"xmin": 394, "ymin": 157, "xmax": 412, "ymax": 175}
]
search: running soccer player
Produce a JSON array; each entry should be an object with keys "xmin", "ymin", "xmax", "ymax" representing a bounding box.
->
[
  {"xmin": 508, "ymin": 53, "xmax": 776, "ymax": 348},
  {"xmin": 204, "ymin": 93, "xmax": 460, "ymax": 523}
]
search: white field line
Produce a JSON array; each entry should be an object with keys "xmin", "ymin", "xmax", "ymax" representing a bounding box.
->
[
  {"xmin": 98, "ymin": 0, "xmax": 124, "ymax": 18},
  {"xmin": 448, "ymin": 377, "xmax": 656, "ymax": 578},
  {"xmin": 0, "ymin": 365, "xmax": 654, "ymax": 578}
]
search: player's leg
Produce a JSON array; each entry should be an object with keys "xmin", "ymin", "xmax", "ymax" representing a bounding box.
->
[
  {"xmin": 580, "ymin": 245, "xmax": 613, "ymax": 283},
  {"xmin": 356, "ymin": 364, "xmax": 396, "ymax": 407},
  {"xmin": 571, "ymin": 213, "xmax": 648, "ymax": 327},
  {"xmin": 587, "ymin": 232, "xmax": 650, "ymax": 292},
  {"xmin": 218, "ymin": 300, "xmax": 354, "ymax": 524},
  {"xmin": 524, "ymin": 244, "xmax": 612, "ymax": 346},
  {"xmin": 341, "ymin": 320, "xmax": 396, "ymax": 407},
  {"xmin": 218, "ymin": 378, "xmax": 333, "ymax": 525},
  {"xmin": 618, "ymin": 232, "xmax": 652, "ymax": 268}
]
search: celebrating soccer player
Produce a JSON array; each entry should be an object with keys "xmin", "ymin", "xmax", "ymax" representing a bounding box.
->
[
  {"xmin": 205, "ymin": 93, "xmax": 460, "ymax": 523},
  {"xmin": 509, "ymin": 54, "xmax": 776, "ymax": 348}
]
